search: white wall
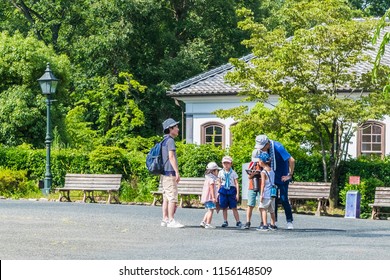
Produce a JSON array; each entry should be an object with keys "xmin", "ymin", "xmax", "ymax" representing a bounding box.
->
[
  {"xmin": 179, "ymin": 95, "xmax": 278, "ymax": 147},
  {"xmin": 178, "ymin": 95, "xmax": 390, "ymax": 157},
  {"xmin": 181, "ymin": 95, "xmax": 256, "ymax": 147}
]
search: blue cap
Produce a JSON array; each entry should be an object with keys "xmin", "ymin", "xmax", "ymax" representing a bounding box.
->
[{"xmin": 258, "ymin": 152, "xmax": 271, "ymax": 163}]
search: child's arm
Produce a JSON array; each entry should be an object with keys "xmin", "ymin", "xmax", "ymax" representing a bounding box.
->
[
  {"xmin": 234, "ymin": 178, "xmax": 240, "ymax": 201},
  {"xmin": 209, "ymin": 181, "xmax": 216, "ymax": 202},
  {"xmin": 260, "ymin": 171, "xmax": 266, "ymax": 201}
]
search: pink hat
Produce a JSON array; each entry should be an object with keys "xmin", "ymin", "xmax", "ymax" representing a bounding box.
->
[{"xmin": 222, "ymin": 156, "xmax": 233, "ymax": 163}]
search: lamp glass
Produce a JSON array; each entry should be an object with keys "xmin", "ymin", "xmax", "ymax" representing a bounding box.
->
[{"xmin": 37, "ymin": 63, "xmax": 59, "ymax": 95}]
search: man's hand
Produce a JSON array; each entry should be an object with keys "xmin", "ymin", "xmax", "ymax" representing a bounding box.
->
[
  {"xmin": 175, "ymin": 174, "xmax": 181, "ymax": 183},
  {"xmin": 281, "ymin": 174, "xmax": 292, "ymax": 182}
]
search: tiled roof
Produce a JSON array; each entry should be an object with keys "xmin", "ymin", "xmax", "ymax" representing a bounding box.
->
[
  {"xmin": 168, "ymin": 25, "xmax": 390, "ymax": 97},
  {"xmin": 167, "ymin": 54, "xmax": 255, "ymax": 96}
]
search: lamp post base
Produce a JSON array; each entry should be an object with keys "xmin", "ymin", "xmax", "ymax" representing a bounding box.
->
[
  {"xmin": 41, "ymin": 188, "xmax": 50, "ymax": 196},
  {"xmin": 42, "ymin": 177, "xmax": 52, "ymax": 196}
]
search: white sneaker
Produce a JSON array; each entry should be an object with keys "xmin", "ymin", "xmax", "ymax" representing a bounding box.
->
[
  {"xmin": 161, "ymin": 220, "xmax": 168, "ymax": 227},
  {"xmin": 200, "ymin": 221, "xmax": 206, "ymax": 228},
  {"xmin": 287, "ymin": 222, "xmax": 294, "ymax": 230},
  {"xmin": 205, "ymin": 224, "xmax": 215, "ymax": 229},
  {"xmin": 167, "ymin": 219, "xmax": 185, "ymax": 228}
]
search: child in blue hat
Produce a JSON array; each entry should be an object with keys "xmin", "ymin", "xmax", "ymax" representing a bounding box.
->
[{"xmin": 257, "ymin": 152, "xmax": 277, "ymax": 231}]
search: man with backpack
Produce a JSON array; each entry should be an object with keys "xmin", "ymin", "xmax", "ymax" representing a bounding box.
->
[{"xmin": 160, "ymin": 118, "xmax": 184, "ymax": 228}]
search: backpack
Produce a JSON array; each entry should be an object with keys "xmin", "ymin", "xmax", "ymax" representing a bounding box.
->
[{"xmin": 146, "ymin": 138, "xmax": 168, "ymax": 175}]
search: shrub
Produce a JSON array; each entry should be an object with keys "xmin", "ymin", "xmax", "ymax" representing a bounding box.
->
[
  {"xmin": 0, "ymin": 169, "xmax": 39, "ymax": 198},
  {"xmin": 89, "ymin": 146, "xmax": 128, "ymax": 175},
  {"xmin": 177, "ymin": 142, "xmax": 225, "ymax": 177}
]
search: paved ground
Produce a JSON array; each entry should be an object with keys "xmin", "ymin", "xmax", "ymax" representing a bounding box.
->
[{"xmin": 1, "ymin": 199, "xmax": 390, "ymax": 260}]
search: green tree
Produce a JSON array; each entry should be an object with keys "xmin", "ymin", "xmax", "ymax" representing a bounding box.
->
[
  {"xmin": 70, "ymin": 72, "xmax": 146, "ymax": 148},
  {"xmin": 0, "ymin": 31, "xmax": 71, "ymax": 147},
  {"xmin": 225, "ymin": 3, "xmax": 390, "ymax": 208},
  {"xmin": 348, "ymin": 0, "xmax": 390, "ymax": 16},
  {"xmin": 265, "ymin": 0, "xmax": 356, "ymax": 35}
]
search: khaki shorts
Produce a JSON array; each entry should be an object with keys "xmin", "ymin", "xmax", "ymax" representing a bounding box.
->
[
  {"xmin": 259, "ymin": 197, "xmax": 275, "ymax": 213},
  {"xmin": 161, "ymin": 175, "xmax": 178, "ymax": 203}
]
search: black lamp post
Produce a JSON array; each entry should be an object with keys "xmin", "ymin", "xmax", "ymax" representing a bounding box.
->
[{"xmin": 37, "ymin": 63, "xmax": 59, "ymax": 195}]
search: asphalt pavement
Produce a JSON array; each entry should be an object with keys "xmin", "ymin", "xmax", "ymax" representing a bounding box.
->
[{"xmin": 1, "ymin": 199, "xmax": 390, "ymax": 260}]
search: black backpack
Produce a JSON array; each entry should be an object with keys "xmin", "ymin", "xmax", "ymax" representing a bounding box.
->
[{"xmin": 146, "ymin": 138, "xmax": 168, "ymax": 175}]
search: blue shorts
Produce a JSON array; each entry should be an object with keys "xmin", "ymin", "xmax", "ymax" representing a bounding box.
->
[
  {"xmin": 204, "ymin": 201, "xmax": 216, "ymax": 209},
  {"xmin": 247, "ymin": 189, "xmax": 259, "ymax": 207},
  {"xmin": 218, "ymin": 187, "xmax": 238, "ymax": 209}
]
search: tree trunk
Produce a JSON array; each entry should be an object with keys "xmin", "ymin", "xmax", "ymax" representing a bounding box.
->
[{"xmin": 328, "ymin": 158, "xmax": 341, "ymax": 209}]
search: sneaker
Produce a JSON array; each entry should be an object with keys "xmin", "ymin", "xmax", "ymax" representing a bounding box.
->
[
  {"xmin": 256, "ymin": 225, "xmax": 269, "ymax": 231},
  {"xmin": 236, "ymin": 221, "xmax": 243, "ymax": 228},
  {"xmin": 243, "ymin": 222, "xmax": 251, "ymax": 229},
  {"xmin": 269, "ymin": 224, "xmax": 278, "ymax": 231},
  {"xmin": 167, "ymin": 219, "xmax": 185, "ymax": 228},
  {"xmin": 287, "ymin": 222, "xmax": 294, "ymax": 230},
  {"xmin": 205, "ymin": 224, "xmax": 215, "ymax": 229},
  {"xmin": 160, "ymin": 220, "xmax": 168, "ymax": 227},
  {"xmin": 200, "ymin": 221, "xmax": 206, "ymax": 228},
  {"xmin": 221, "ymin": 221, "xmax": 228, "ymax": 227}
]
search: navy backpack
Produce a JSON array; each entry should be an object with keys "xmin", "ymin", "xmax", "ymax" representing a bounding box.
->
[{"xmin": 146, "ymin": 138, "xmax": 168, "ymax": 175}]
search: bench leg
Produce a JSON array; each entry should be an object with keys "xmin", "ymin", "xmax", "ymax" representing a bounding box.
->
[
  {"xmin": 179, "ymin": 195, "xmax": 184, "ymax": 208},
  {"xmin": 371, "ymin": 207, "xmax": 379, "ymax": 219},
  {"xmin": 59, "ymin": 190, "xmax": 71, "ymax": 202},
  {"xmin": 321, "ymin": 199, "xmax": 328, "ymax": 215},
  {"xmin": 152, "ymin": 194, "xmax": 163, "ymax": 206},
  {"xmin": 83, "ymin": 190, "xmax": 96, "ymax": 203},
  {"xmin": 179, "ymin": 195, "xmax": 193, "ymax": 208},
  {"xmin": 107, "ymin": 191, "xmax": 121, "ymax": 204},
  {"xmin": 152, "ymin": 196, "xmax": 157, "ymax": 206},
  {"xmin": 289, "ymin": 199, "xmax": 297, "ymax": 213},
  {"xmin": 315, "ymin": 199, "xmax": 328, "ymax": 216},
  {"xmin": 315, "ymin": 200, "xmax": 321, "ymax": 216}
]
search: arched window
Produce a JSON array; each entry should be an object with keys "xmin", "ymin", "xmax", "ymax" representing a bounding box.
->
[
  {"xmin": 357, "ymin": 121, "xmax": 385, "ymax": 157},
  {"xmin": 201, "ymin": 122, "xmax": 225, "ymax": 147}
]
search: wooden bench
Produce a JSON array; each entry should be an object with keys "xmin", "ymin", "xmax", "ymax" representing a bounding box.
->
[
  {"xmin": 288, "ymin": 182, "xmax": 331, "ymax": 216},
  {"xmin": 369, "ymin": 187, "xmax": 390, "ymax": 219},
  {"xmin": 151, "ymin": 177, "xmax": 204, "ymax": 207},
  {"xmin": 56, "ymin": 174, "xmax": 122, "ymax": 204}
]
